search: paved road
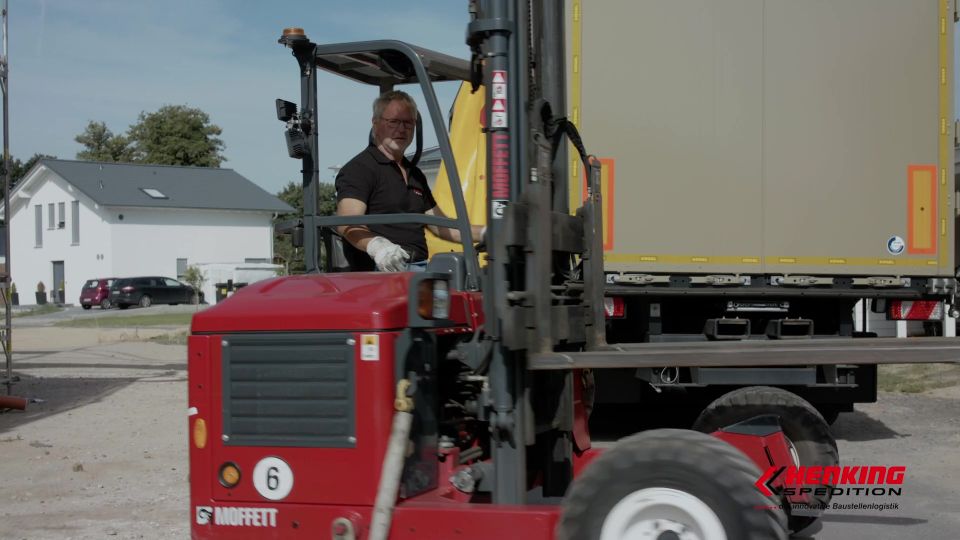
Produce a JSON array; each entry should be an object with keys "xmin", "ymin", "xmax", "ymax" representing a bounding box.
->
[{"xmin": 810, "ymin": 389, "xmax": 960, "ymax": 540}]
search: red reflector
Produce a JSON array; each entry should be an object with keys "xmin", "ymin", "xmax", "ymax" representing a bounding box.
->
[
  {"xmin": 604, "ymin": 297, "xmax": 625, "ymax": 318},
  {"xmin": 888, "ymin": 300, "xmax": 943, "ymax": 320}
]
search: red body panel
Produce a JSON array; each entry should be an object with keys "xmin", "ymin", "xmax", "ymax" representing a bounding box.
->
[
  {"xmin": 190, "ymin": 332, "xmax": 398, "ymax": 507},
  {"xmin": 191, "ymin": 273, "xmax": 481, "ymax": 333},
  {"xmin": 189, "ymin": 499, "xmax": 559, "ymax": 539}
]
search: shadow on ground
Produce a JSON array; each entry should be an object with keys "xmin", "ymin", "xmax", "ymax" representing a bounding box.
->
[
  {"xmin": 0, "ymin": 372, "xmax": 174, "ymax": 433},
  {"xmin": 830, "ymin": 410, "xmax": 903, "ymax": 442}
]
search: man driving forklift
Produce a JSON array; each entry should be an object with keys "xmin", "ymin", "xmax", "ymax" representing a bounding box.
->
[{"xmin": 335, "ymin": 90, "xmax": 484, "ymax": 271}]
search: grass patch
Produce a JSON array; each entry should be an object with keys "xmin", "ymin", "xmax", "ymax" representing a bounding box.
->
[
  {"xmin": 12, "ymin": 304, "xmax": 64, "ymax": 318},
  {"xmin": 149, "ymin": 331, "xmax": 189, "ymax": 345},
  {"xmin": 878, "ymin": 363, "xmax": 960, "ymax": 393},
  {"xmin": 54, "ymin": 312, "xmax": 195, "ymax": 328}
]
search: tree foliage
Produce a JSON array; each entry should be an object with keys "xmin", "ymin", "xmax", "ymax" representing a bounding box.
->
[
  {"xmin": 74, "ymin": 121, "xmax": 132, "ymax": 162},
  {"xmin": 273, "ymin": 181, "xmax": 337, "ymax": 274},
  {"xmin": 74, "ymin": 105, "xmax": 225, "ymax": 167},
  {"xmin": 128, "ymin": 105, "xmax": 225, "ymax": 167}
]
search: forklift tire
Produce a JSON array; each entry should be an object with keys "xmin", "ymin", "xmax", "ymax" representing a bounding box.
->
[
  {"xmin": 557, "ymin": 429, "xmax": 788, "ymax": 540},
  {"xmin": 692, "ymin": 386, "xmax": 838, "ymax": 533}
]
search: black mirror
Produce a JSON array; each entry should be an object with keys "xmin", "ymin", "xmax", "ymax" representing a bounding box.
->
[{"xmin": 276, "ymin": 99, "xmax": 298, "ymax": 122}]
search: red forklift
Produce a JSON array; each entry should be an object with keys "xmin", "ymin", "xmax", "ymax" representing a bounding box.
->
[{"xmin": 187, "ymin": 2, "xmax": 960, "ymax": 538}]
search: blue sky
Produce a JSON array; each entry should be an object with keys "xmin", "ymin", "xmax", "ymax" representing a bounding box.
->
[
  {"xmin": 7, "ymin": 2, "xmax": 960, "ymax": 196},
  {"xmin": 8, "ymin": 0, "xmax": 468, "ymax": 194}
]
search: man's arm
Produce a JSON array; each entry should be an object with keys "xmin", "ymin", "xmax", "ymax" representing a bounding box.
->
[
  {"xmin": 336, "ymin": 198, "xmax": 377, "ymax": 251},
  {"xmin": 337, "ymin": 197, "xmax": 410, "ymax": 272},
  {"xmin": 425, "ymin": 206, "xmax": 484, "ymax": 243}
]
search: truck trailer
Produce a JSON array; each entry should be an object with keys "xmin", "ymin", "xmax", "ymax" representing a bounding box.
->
[{"xmin": 425, "ymin": 0, "xmax": 958, "ymax": 422}]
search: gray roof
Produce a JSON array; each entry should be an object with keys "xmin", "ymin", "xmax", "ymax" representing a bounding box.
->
[
  {"xmin": 35, "ymin": 159, "xmax": 293, "ymax": 213},
  {"xmin": 415, "ymin": 146, "xmax": 443, "ymax": 166}
]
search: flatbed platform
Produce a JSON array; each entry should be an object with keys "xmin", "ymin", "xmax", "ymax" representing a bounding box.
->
[{"xmin": 530, "ymin": 337, "xmax": 960, "ymax": 370}]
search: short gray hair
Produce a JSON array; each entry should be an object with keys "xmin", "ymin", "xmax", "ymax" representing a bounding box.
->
[{"xmin": 372, "ymin": 90, "xmax": 418, "ymax": 120}]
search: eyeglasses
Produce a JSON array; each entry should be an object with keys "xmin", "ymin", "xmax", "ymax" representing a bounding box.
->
[{"xmin": 380, "ymin": 117, "xmax": 416, "ymax": 130}]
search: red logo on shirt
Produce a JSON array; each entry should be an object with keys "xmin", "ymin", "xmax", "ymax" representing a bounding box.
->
[{"xmin": 411, "ymin": 187, "xmax": 424, "ymax": 197}]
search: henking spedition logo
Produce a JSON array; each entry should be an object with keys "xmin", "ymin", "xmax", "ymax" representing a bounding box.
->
[{"xmin": 757, "ymin": 465, "xmax": 906, "ymax": 500}]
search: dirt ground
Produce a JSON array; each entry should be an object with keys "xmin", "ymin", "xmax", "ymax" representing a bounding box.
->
[
  {"xmin": 1, "ymin": 328, "xmax": 189, "ymax": 540},
  {"xmin": 1, "ymin": 323, "xmax": 959, "ymax": 539}
]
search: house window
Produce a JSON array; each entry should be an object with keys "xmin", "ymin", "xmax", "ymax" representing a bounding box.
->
[
  {"xmin": 140, "ymin": 188, "xmax": 168, "ymax": 199},
  {"xmin": 71, "ymin": 201, "xmax": 80, "ymax": 245},
  {"xmin": 35, "ymin": 205, "xmax": 42, "ymax": 247},
  {"xmin": 177, "ymin": 258, "xmax": 188, "ymax": 279},
  {"xmin": 58, "ymin": 202, "xmax": 65, "ymax": 229},
  {"xmin": 48, "ymin": 203, "xmax": 55, "ymax": 229}
]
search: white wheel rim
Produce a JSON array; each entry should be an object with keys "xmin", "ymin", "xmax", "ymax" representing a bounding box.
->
[
  {"xmin": 600, "ymin": 487, "xmax": 727, "ymax": 540},
  {"xmin": 787, "ymin": 438, "xmax": 800, "ymax": 467}
]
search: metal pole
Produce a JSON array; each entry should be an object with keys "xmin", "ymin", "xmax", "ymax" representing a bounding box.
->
[{"xmin": 1, "ymin": 0, "xmax": 11, "ymax": 394}]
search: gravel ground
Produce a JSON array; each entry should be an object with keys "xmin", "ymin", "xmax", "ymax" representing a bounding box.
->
[{"xmin": 1, "ymin": 324, "xmax": 958, "ymax": 539}]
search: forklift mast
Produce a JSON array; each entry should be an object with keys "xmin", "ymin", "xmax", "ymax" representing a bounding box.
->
[{"xmin": 467, "ymin": 0, "xmax": 606, "ymax": 503}]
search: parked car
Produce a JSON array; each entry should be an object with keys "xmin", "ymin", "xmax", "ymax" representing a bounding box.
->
[
  {"xmin": 79, "ymin": 278, "xmax": 117, "ymax": 310},
  {"xmin": 109, "ymin": 276, "xmax": 202, "ymax": 309}
]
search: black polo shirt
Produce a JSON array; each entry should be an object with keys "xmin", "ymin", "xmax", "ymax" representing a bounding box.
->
[{"xmin": 335, "ymin": 144, "xmax": 437, "ymax": 269}]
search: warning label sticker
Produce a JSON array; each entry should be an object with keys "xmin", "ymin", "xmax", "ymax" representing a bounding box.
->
[{"xmin": 360, "ymin": 334, "xmax": 379, "ymax": 361}]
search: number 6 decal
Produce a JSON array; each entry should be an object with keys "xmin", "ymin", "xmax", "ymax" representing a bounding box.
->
[{"xmin": 253, "ymin": 457, "xmax": 294, "ymax": 501}]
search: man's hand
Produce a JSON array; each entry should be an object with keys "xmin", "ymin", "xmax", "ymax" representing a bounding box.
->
[{"xmin": 366, "ymin": 236, "xmax": 410, "ymax": 272}]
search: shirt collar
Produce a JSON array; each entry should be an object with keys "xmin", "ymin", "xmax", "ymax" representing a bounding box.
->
[{"xmin": 365, "ymin": 144, "xmax": 412, "ymax": 168}]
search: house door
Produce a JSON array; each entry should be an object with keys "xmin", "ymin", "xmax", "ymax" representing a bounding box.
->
[{"xmin": 52, "ymin": 261, "xmax": 64, "ymax": 303}]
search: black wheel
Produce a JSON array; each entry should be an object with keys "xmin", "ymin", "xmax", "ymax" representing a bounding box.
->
[
  {"xmin": 558, "ymin": 429, "xmax": 788, "ymax": 540},
  {"xmin": 692, "ymin": 386, "xmax": 838, "ymax": 533},
  {"xmin": 139, "ymin": 295, "xmax": 152, "ymax": 308},
  {"xmin": 82, "ymin": 305, "xmax": 92, "ymax": 310},
  {"xmin": 118, "ymin": 303, "xmax": 129, "ymax": 310},
  {"xmin": 100, "ymin": 299, "xmax": 112, "ymax": 310}
]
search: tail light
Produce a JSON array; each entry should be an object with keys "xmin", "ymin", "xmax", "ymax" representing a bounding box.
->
[
  {"xmin": 604, "ymin": 297, "xmax": 625, "ymax": 318},
  {"xmin": 122, "ymin": 286, "xmax": 135, "ymax": 293},
  {"xmin": 888, "ymin": 300, "xmax": 943, "ymax": 320},
  {"xmin": 417, "ymin": 279, "xmax": 449, "ymax": 319}
]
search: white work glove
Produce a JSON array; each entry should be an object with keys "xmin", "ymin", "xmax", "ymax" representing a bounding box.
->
[{"xmin": 366, "ymin": 236, "xmax": 410, "ymax": 272}]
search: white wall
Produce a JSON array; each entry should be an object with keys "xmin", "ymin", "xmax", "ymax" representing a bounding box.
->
[
  {"xmin": 9, "ymin": 167, "xmax": 276, "ymax": 305},
  {"xmin": 107, "ymin": 207, "xmax": 274, "ymax": 278},
  {"xmin": 10, "ymin": 169, "xmax": 112, "ymax": 305}
]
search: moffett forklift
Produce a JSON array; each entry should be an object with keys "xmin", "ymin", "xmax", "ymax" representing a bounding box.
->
[{"xmin": 187, "ymin": 2, "xmax": 960, "ymax": 539}]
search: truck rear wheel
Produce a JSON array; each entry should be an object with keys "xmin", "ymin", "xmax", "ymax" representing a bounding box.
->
[
  {"xmin": 692, "ymin": 386, "xmax": 838, "ymax": 533},
  {"xmin": 558, "ymin": 429, "xmax": 787, "ymax": 540}
]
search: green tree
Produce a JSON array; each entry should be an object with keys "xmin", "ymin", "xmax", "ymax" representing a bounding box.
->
[
  {"xmin": 273, "ymin": 181, "xmax": 337, "ymax": 273},
  {"xmin": 75, "ymin": 121, "xmax": 133, "ymax": 162},
  {"xmin": 127, "ymin": 105, "xmax": 225, "ymax": 167}
]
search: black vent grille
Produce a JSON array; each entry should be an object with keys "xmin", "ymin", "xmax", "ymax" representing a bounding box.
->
[{"xmin": 221, "ymin": 333, "xmax": 355, "ymax": 447}]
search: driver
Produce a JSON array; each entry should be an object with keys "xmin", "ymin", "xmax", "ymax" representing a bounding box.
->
[{"xmin": 335, "ymin": 90, "xmax": 483, "ymax": 272}]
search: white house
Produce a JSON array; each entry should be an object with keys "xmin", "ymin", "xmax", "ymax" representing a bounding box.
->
[{"xmin": 1, "ymin": 159, "xmax": 292, "ymax": 305}]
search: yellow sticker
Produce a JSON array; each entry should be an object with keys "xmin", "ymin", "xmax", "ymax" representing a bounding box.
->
[{"xmin": 360, "ymin": 334, "xmax": 379, "ymax": 361}]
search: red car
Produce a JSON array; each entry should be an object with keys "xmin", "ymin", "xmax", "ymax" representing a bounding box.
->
[{"xmin": 79, "ymin": 278, "xmax": 117, "ymax": 310}]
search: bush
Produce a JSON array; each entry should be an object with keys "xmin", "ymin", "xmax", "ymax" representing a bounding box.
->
[{"xmin": 182, "ymin": 266, "xmax": 206, "ymax": 304}]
